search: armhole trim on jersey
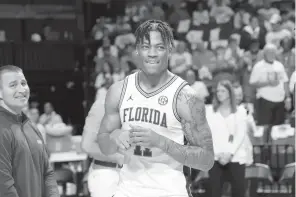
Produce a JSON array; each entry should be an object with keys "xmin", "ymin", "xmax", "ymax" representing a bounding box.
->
[
  {"xmin": 118, "ymin": 77, "xmax": 129, "ymax": 109},
  {"xmin": 172, "ymin": 81, "xmax": 188, "ymax": 122}
]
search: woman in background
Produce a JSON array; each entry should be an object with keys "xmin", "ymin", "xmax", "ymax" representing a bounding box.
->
[{"xmin": 206, "ymin": 80, "xmax": 249, "ymax": 197}]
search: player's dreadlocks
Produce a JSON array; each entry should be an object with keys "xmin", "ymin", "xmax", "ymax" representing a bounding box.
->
[{"xmin": 135, "ymin": 20, "xmax": 175, "ymax": 50}]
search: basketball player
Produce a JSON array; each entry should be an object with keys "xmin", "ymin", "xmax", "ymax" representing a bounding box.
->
[
  {"xmin": 97, "ymin": 20, "xmax": 214, "ymax": 197},
  {"xmin": 81, "ymin": 96, "xmax": 124, "ymax": 197}
]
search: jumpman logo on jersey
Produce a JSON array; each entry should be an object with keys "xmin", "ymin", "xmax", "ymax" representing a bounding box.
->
[{"xmin": 127, "ymin": 95, "xmax": 133, "ymax": 101}]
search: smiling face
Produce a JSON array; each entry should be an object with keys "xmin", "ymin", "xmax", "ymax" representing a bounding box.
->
[
  {"xmin": 0, "ymin": 71, "xmax": 30, "ymax": 114},
  {"xmin": 136, "ymin": 31, "xmax": 170, "ymax": 76}
]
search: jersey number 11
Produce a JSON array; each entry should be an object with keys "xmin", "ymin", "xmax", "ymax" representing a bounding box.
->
[{"xmin": 134, "ymin": 145, "xmax": 152, "ymax": 157}]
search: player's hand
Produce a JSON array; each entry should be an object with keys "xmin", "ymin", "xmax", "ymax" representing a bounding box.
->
[
  {"xmin": 110, "ymin": 129, "xmax": 131, "ymax": 152},
  {"xmin": 129, "ymin": 125, "xmax": 161, "ymax": 148}
]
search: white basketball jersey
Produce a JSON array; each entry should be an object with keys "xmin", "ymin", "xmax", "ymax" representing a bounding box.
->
[{"xmin": 118, "ymin": 72, "xmax": 189, "ymax": 197}]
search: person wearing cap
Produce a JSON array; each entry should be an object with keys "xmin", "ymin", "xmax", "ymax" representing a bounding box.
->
[{"xmin": 265, "ymin": 14, "xmax": 292, "ymax": 48}]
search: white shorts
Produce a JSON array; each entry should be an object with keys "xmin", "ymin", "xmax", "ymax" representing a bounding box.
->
[{"xmin": 88, "ymin": 167, "xmax": 120, "ymax": 197}]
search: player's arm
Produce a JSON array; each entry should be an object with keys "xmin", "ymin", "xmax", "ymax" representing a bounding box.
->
[
  {"xmin": 97, "ymin": 81, "xmax": 123, "ymax": 155},
  {"xmin": 81, "ymin": 99, "xmax": 123, "ymax": 161},
  {"xmin": 0, "ymin": 128, "xmax": 19, "ymax": 197},
  {"xmin": 158, "ymin": 85, "xmax": 214, "ymax": 171}
]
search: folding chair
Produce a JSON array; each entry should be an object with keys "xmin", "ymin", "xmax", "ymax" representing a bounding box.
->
[
  {"xmin": 245, "ymin": 163, "xmax": 274, "ymax": 197},
  {"xmin": 278, "ymin": 163, "xmax": 295, "ymax": 196}
]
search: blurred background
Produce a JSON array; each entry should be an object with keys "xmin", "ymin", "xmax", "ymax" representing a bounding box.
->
[{"xmin": 0, "ymin": 0, "xmax": 294, "ymax": 196}]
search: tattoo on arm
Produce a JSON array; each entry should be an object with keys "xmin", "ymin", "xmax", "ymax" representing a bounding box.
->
[{"xmin": 159, "ymin": 87, "xmax": 214, "ymax": 171}]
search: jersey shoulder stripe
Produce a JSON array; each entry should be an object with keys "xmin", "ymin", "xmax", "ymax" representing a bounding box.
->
[
  {"xmin": 172, "ymin": 81, "xmax": 188, "ymax": 122},
  {"xmin": 118, "ymin": 77, "xmax": 129, "ymax": 109}
]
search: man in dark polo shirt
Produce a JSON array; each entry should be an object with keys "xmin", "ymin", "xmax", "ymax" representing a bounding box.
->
[{"xmin": 0, "ymin": 65, "xmax": 59, "ymax": 197}]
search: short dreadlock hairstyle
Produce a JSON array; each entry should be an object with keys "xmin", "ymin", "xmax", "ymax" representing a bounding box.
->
[{"xmin": 135, "ymin": 20, "xmax": 175, "ymax": 50}]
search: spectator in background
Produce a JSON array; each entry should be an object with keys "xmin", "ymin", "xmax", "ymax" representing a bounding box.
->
[
  {"xmin": 198, "ymin": 66, "xmax": 214, "ymax": 91},
  {"xmin": 249, "ymin": 44, "xmax": 291, "ymax": 136},
  {"xmin": 41, "ymin": 24, "xmax": 59, "ymax": 41},
  {"xmin": 120, "ymin": 44, "xmax": 139, "ymax": 74},
  {"xmin": 114, "ymin": 15, "xmax": 132, "ymax": 35},
  {"xmin": 233, "ymin": 81, "xmax": 255, "ymax": 116},
  {"xmin": 211, "ymin": 45, "xmax": 237, "ymax": 86},
  {"xmin": 91, "ymin": 17, "xmax": 107, "ymax": 40},
  {"xmin": 243, "ymin": 40, "xmax": 264, "ymax": 71},
  {"xmin": 206, "ymin": 80, "xmax": 248, "ymax": 197},
  {"xmin": 277, "ymin": 37, "xmax": 295, "ymax": 78},
  {"xmin": 151, "ymin": 2, "xmax": 166, "ymax": 21},
  {"xmin": 192, "ymin": 41, "xmax": 216, "ymax": 71},
  {"xmin": 208, "ymin": 0, "xmax": 230, "ymax": 8},
  {"xmin": 241, "ymin": 15, "xmax": 267, "ymax": 50},
  {"xmin": 114, "ymin": 28, "xmax": 136, "ymax": 50},
  {"xmin": 39, "ymin": 102, "xmax": 63, "ymax": 126},
  {"xmin": 97, "ymin": 37, "xmax": 119, "ymax": 58},
  {"xmin": 233, "ymin": 6, "xmax": 251, "ymax": 30},
  {"xmin": 137, "ymin": 2, "xmax": 153, "ymax": 23},
  {"xmin": 125, "ymin": 4, "xmax": 138, "ymax": 20},
  {"xmin": 95, "ymin": 45, "xmax": 120, "ymax": 72},
  {"xmin": 209, "ymin": 0, "xmax": 234, "ymax": 24},
  {"xmin": 233, "ymin": 83, "xmax": 255, "ymax": 166},
  {"xmin": 241, "ymin": 40, "xmax": 263, "ymax": 103},
  {"xmin": 224, "ymin": 35, "xmax": 245, "ymax": 84},
  {"xmin": 192, "ymin": 1, "xmax": 210, "ymax": 26},
  {"xmin": 257, "ymin": 0, "xmax": 280, "ymax": 28},
  {"xmin": 185, "ymin": 0, "xmax": 200, "ymax": 16},
  {"xmin": 94, "ymin": 61, "xmax": 113, "ymax": 97},
  {"xmin": 248, "ymin": 0, "xmax": 264, "ymax": 9},
  {"xmin": 265, "ymin": 14, "xmax": 291, "ymax": 48},
  {"xmin": 185, "ymin": 69, "xmax": 209, "ymax": 102},
  {"xmin": 167, "ymin": 2, "xmax": 190, "ymax": 29},
  {"xmin": 280, "ymin": 10, "xmax": 295, "ymax": 36},
  {"xmin": 224, "ymin": 35, "xmax": 244, "ymax": 70},
  {"xmin": 169, "ymin": 41, "xmax": 192, "ymax": 77}
]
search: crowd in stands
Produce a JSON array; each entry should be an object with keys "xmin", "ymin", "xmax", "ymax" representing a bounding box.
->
[
  {"xmin": 87, "ymin": 1, "xmax": 295, "ymax": 195},
  {"xmin": 23, "ymin": 101, "xmax": 73, "ymax": 144},
  {"xmin": 90, "ymin": 0, "xmax": 295, "ymax": 122}
]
